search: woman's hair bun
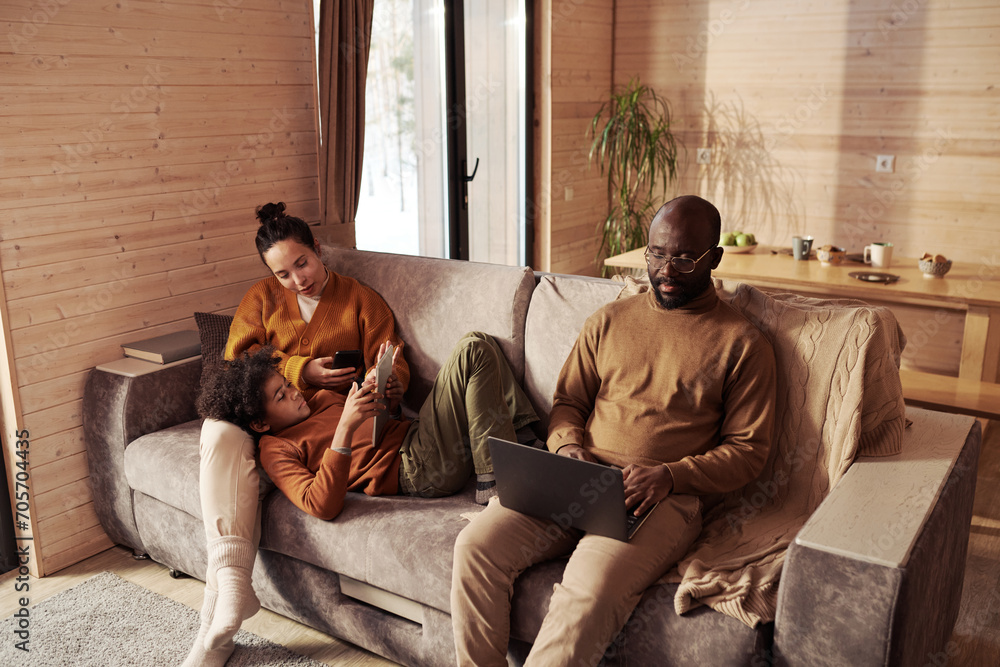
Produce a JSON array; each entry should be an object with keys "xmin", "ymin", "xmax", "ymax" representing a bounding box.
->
[{"xmin": 256, "ymin": 202, "xmax": 286, "ymax": 224}]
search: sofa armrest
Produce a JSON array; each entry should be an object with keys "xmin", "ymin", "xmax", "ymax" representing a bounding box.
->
[
  {"xmin": 83, "ymin": 358, "xmax": 203, "ymax": 551},
  {"xmin": 773, "ymin": 408, "xmax": 981, "ymax": 666}
]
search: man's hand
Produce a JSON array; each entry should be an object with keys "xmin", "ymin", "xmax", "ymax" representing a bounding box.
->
[
  {"xmin": 303, "ymin": 357, "xmax": 357, "ymax": 391},
  {"xmin": 622, "ymin": 464, "xmax": 673, "ymax": 516},
  {"xmin": 555, "ymin": 444, "xmax": 597, "ymax": 463}
]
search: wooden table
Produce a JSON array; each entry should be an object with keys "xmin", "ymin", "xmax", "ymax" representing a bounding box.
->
[{"xmin": 605, "ymin": 246, "xmax": 1000, "ymax": 391}]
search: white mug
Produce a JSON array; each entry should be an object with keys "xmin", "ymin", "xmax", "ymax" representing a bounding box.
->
[{"xmin": 864, "ymin": 242, "xmax": 893, "ymax": 269}]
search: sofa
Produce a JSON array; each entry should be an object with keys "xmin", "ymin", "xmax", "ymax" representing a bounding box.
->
[{"xmin": 83, "ymin": 247, "xmax": 981, "ymax": 666}]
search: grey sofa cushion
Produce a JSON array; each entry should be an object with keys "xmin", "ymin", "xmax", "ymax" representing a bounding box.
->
[
  {"xmin": 524, "ymin": 274, "xmax": 622, "ymax": 430},
  {"xmin": 260, "ymin": 488, "xmax": 479, "ymax": 613},
  {"xmin": 124, "ymin": 419, "xmax": 205, "ymax": 520},
  {"xmin": 323, "ymin": 248, "xmax": 535, "ymax": 409}
]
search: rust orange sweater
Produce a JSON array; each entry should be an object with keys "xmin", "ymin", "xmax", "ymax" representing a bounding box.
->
[
  {"xmin": 225, "ymin": 269, "xmax": 409, "ymax": 398},
  {"xmin": 259, "ymin": 390, "xmax": 411, "ymax": 520}
]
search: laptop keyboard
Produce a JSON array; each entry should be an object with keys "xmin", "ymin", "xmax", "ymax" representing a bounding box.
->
[{"xmin": 625, "ymin": 503, "xmax": 656, "ymax": 537}]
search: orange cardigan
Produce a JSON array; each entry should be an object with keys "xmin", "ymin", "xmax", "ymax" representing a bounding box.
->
[{"xmin": 225, "ymin": 269, "xmax": 409, "ymax": 397}]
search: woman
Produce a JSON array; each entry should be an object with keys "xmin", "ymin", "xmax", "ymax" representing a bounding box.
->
[{"xmin": 185, "ymin": 202, "xmax": 410, "ymax": 666}]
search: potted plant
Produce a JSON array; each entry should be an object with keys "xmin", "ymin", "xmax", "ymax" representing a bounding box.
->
[{"xmin": 589, "ymin": 77, "xmax": 680, "ymax": 274}]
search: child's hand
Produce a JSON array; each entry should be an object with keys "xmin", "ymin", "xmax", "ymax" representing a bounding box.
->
[
  {"xmin": 366, "ymin": 341, "xmax": 405, "ymax": 416},
  {"xmin": 340, "ymin": 378, "xmax": 384, "ymax": 433},
  {"xmin": 385, "ymin": 343, "xmax": 405, "ymax": 413}
]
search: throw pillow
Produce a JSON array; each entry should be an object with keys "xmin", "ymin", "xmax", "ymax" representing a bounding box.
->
[
  {"xmin": 615, "ymin": 274, "xmax": 651, "ymax": 300},
  {"xmin": 193, "ymin": 311, "xmax": 233, "ymax": 369}
]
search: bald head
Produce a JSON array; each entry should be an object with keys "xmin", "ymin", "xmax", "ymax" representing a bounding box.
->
[{"xmin": 649, "ymin": 195, "xmax": 721, "ymax": 244}]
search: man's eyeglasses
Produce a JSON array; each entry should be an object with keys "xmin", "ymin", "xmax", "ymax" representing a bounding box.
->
[{"xmin": 643, "ymin": 244, "xmax": 717, "ymax": 274}]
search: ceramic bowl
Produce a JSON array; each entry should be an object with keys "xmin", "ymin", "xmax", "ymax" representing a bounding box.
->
[
  {"xmin": 721, "ymin": 243, "xmax": 757, "ymax": 254},
  {"xmin": 918, "ymin": 257, "xmax": 952, "ymax": 278},
  {"xmin": 816, "ymin": 246, "xmax": 847, "ymax": 266}
]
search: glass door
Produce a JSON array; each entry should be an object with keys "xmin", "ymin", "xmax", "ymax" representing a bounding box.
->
[
  {"xmin": 353, "ymin": 0, "xmax": 529, "ymax": 265},
  {"xmin": 463, "ymin": 0, "xmax": 528, "ymax": 265},
  {"xmin": 354, "ymin": 0, "xmax": 447, "ymax": 257}
]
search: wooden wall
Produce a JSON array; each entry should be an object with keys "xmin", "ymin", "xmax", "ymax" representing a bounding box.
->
[
  {"xmin": 0, "ymin": 0, "xmax": 320, "ymax": 575},
  {"xmin": 612, "ymin": 0, "xmax": 999, "ymax": 375},
  {"xmin": 541, "ymin": 0, "xmax": 999, "ymax": 275},
  {"xmin": 534, "ymin": 0, "xmax": 615, "ymax": 275},
  {"xmin": 537, "ymin": 0, "xmax": 997, "ymax": 374},
  {"xmin": 614, "ymin": 0, "xmax": 999, "ymax": 265}
]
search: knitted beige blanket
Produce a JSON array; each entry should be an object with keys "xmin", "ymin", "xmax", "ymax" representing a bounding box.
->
[{"xmin": 619, "ymin": 277, "xmax": 908, "ymax": 627}]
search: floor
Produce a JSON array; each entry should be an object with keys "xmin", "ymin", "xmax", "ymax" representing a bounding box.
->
[
  {"xmin": 0, "ymin": 545, "xmax": 396, "ymax": 666},
  {"xmin": 949, "ymin": 418, "xmax": 1000, "ymax": 665},
  {"xmin": 1, "ymin": 419, "xmax": 998, "ymax": 665}
]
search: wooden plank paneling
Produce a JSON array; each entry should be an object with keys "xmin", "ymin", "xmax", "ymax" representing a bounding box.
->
[
  {"xmin": 594, "ymin": 0, "xmax": 1000, "ymax": 380},
  {"xmin": 612, "ymin": 0, "xmax": 1000, "ymax": 266},
  {"xmin": 0, "ymin": 0, "xmax": 320, "ymax": 575},
  {"xmin": 544, "ymin": 0, "xmax": 615, "ymax": 276}
]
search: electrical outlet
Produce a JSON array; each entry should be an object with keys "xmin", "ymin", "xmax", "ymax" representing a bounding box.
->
[
  {"xmin": 696, "ymin": 148, "xmax": 712, "ymax": 165},
  {"xmin": 564, "ymin": 187, "xmax": 574, "ymax": 201},
  {"xmin": 875, "ymin": 155, "xmax": 895, "ymax": 173}
]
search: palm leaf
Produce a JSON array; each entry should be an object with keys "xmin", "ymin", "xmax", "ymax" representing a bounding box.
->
[{"xmin": 588, "ymin": 77, "xmax": 679, "ymax": 274}]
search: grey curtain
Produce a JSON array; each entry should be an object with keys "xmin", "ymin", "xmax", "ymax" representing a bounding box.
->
[{"xmin": 317, "ymin": 0, "xmax": 375, "ymax": 235}]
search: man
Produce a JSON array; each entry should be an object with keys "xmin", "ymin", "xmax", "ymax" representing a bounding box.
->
[{"xmin": 450, "ymin": 195, "xmax": 777, "ymax": 665}]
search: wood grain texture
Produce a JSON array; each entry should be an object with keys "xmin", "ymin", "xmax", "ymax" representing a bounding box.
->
[
  {"xmin": 612, "ymin": 0, "xmax": 1000, "ymax": 268},
  {"xmin": 539, "ymin": 0, "xmax": 615, "ymax": 276},
  {"xmin": 0, "ymin": 0, "xmax": 321, "ymax": 575}
]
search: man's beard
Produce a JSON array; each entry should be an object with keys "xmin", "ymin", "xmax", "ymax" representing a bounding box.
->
[{"xmin": 650, "ymin": 272, "xmax": 712, "ymax": 310}]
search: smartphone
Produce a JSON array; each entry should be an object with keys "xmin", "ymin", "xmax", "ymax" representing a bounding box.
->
[
  {"xmin": 332, "ymin": 349, "xmax": 364, "ymax": 384},
  {"xmin": 332, "ymin": 349, "xmax": 363, "ymax": 370}
]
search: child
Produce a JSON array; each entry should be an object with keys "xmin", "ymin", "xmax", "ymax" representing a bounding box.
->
[
  {"xmin": 198, "ymin": 332, "xmax": 539, "ymax": 520},
  {"xmin": 184, "ymin": 332, "xmax": 536, "ymax": 666}
]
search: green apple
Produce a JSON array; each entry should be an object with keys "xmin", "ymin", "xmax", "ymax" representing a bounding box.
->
[
  {"xmin": 720, "ymin": 232, "xmax": 736, "ymax": 246},
  {"xmin": 735, "ymin": 233, "xmax": 751, "ymax": 247}
]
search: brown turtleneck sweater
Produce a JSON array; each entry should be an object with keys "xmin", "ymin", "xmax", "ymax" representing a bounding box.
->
[{"xmin": 547, "ymin": 285, "xmax": 776, "ymax": 496}]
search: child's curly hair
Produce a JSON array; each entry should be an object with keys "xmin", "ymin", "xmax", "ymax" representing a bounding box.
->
[{"xmin": 197, "ymin": 346, "xmax": 281, "ymax": 434}]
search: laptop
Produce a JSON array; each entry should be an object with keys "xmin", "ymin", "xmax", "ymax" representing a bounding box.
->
[{"xmin": 488, "ymin": 437, "xmax": 658, "ymax": 541}]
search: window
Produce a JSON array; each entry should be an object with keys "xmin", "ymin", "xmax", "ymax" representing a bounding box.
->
[{"xmin": 344, "ymin": 0, "xmax": 531, "ymax": 264}]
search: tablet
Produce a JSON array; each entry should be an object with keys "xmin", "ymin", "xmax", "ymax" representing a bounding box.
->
[{"xmin": 371, "ymin": 344, "xmax": 394, "ymax": 447}]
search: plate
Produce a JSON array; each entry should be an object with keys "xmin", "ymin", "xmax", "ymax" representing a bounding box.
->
[
  {"xmin": 720, "ymin": 244, "xmax": 757, "ymax": 254},
  {"xmin": 849, "ymin": 271, "xmax": 900, "ymax": 284}
]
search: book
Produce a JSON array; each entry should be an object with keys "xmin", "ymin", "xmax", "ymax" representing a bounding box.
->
[{"xmin": 121, "ymin": 330, "xmax": 201, "ymax": 364}]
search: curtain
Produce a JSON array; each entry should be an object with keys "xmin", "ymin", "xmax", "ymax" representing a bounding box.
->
[{"xmin": 317, "ymin": 0, "xmax": 375, "ymax": 232}]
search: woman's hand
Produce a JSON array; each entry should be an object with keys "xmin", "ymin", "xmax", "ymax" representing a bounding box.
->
[{"xmin": 303, "ymin": 357, "xmax": 358, "ymax": 391}]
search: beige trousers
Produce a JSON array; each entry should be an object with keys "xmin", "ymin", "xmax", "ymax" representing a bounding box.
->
[
  {"xmin": 451, "ymin": 493, "xmax": 703, "ymax": 666},
  {"xmin": 198, "ymin": 418, "xmax": 267, "ymax": 591}
]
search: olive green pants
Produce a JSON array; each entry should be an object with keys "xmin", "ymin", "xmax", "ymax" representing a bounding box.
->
[{"xmin": 398, "ymin": 331, "xmax": 538, "ymax": 497}]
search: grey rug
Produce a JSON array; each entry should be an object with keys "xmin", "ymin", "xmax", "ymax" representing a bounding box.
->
[{"xmin": 0, "ymin": 571, "xmax": 326, "ymax": 666}]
